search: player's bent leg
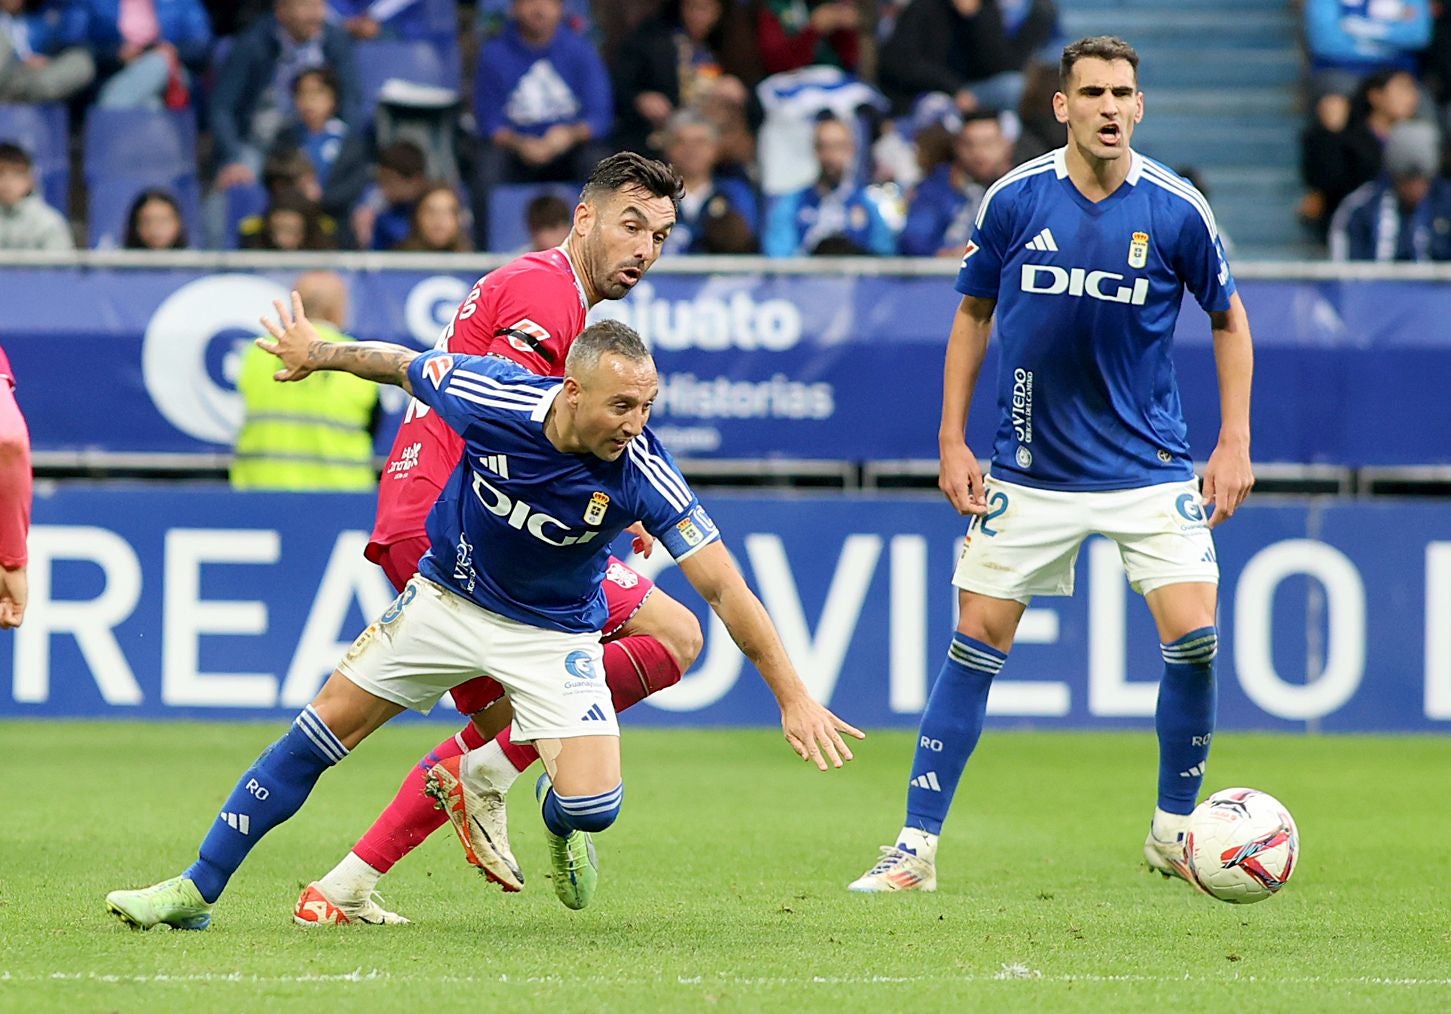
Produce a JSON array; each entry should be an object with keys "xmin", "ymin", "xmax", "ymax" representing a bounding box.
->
[
  {"xmin": 108, "ymin": 674, "xmax": 401, "ymax": 929},
  {"xmin": 1143, "ymin": 581, "xmax": 1219, "ymax": 883},
  {"xmin": 534, "ymin": 734, "xmax": 621, "ymax": 910},
  {"xmin": 611, "ymin": 584, "xmax": 703, "ymax": 677},
  {"xmin": 424, "ymin": 752, "xmax": 525, "ymax": 891},
  {"xmin": 850, "ymin": 591, "xmax": 1025, "ymax": 894}
]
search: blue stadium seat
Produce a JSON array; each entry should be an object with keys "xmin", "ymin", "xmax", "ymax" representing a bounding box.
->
[
  {"xmin": 83, "ymin": 108, "xmax": 197, "ymax": 182},
  {"xmin": 422, "ymin": 0, "xmax": 458, "ymax": 35},
  {"xmin": 222, "ymin": 181, "xmax": 269, "ymax": 250},
  {"xmin": 488, "ymin": 182, "xmax": 579, "ymax": 253},
  {"xmin": 0, "ymin": 103, "xmax": 69, "ymax": 214},
  {"xmin": 87, "ymin": 174, "xmax": 201, "ymax": 249},
  {"xmin": 356, "ymin": 38, "xmax": 461, "ymax": 122}
]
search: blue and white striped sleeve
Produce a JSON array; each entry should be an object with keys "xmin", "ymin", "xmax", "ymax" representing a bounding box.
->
[
  {"xmin": 625, "ymin": 431, "xmax": 721, "ymax": 562},
  {"xmin": 406, "ymin": 350, "xmax": 549, "ymax": 435}
]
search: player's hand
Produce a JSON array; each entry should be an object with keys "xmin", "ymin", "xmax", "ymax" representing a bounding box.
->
[
  {"xmin": 1201, "ymin": 438, "xmax": 1253, "ymax": 527},
  {"xmin": 779, "ymin": 695, "xmax": 865, "ymax": 771},
  {"xmin": 257, "ymin": 291, "xmax": 322, "ymax": 382},
  {"xmin": 626, "ymin": 521, "xmax": 655, "ymax": 558},
  {"xmin": 939, "ymin": 439, "xmax": 988, "ymax": 515},
  {"xmin": 0, "ymin": 565, "xmax": 27, "ymax": 628}
]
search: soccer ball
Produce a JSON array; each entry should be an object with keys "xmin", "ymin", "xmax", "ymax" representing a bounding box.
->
[{"xmin": 1185, "ymin": 787, "xmax": 1299, "ymax": 904}]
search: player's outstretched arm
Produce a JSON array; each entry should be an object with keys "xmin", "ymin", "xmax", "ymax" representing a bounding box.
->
[
  {"xmin": 939, "ymin": 295, "xmax": 995, "ymax": 516},
  {"xmin": 677, "ymin": 540, "xmax": 865, "ymax": 770},
  {"xmin": 257, "ymin": 291, "xmax": 419, "ymax": 393},
  {"xmin": 1202, "ymin": 291, "xmax": 1255, "ymax": 527}
]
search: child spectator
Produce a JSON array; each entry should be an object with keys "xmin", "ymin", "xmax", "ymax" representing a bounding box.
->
[
  {"xmin": 0, "ymin": 140, "xmax": 70, "ymax": 249},
  {"xmin": 241, "ymin": 186, "xmax": 335, "ymax": 249},
  {"xmin": 0, "ymin": 0, "xmax": 94, "ymax": 103},
  {"xmin": 900, "ymin": 110, "xmax": 1010, "ymax": 256},
  {"xmin": 124, "ymin": 187, "xmax": 188, "ymax": 248},
  {"xmin": 525, "ymin": 191, "xmax": 570, "ymax": 249},
  {"xmin": 397, "ymin": 181, "xmax": 471, "ymax": 251},
  {"xmin": 274, "ymin": 65, "xmax": 367, "ymax": 223},
  {"xmin": 352, "ymin": 137, "xmax": 428, "ymax": 250}
]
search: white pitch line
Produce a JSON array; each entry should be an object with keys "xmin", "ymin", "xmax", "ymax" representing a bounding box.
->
[{"xmin": 3, "ymin": 970, "xmax": 1450, "ymax": 988}]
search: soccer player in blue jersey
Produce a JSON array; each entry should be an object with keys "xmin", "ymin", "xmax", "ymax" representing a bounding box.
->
[
  {"xmin": 105, "ymin": 296, "xmax": 863, "ymax": 929},
  {"xmin": 848, "ymin": 35, "xmax": 1256, "ymax": 893}
]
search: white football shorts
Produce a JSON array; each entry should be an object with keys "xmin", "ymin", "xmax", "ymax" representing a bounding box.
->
[
  {"xmin": 337, "ymin": 576, "xmax": 617, "ymax": 742},
  {"xmin": 951, "ymin": 476, "xmax": 1219, "ymax": 602}
]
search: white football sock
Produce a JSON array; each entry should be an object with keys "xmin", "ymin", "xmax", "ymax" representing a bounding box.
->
[
  {"xmin": 318, "ymin": 851, "xmax": 383, "ymax": 902},
  {"xmin": 462, "ymin": 739, "xmax": 522, "ymax": 793},
  {"xmin": 897, "ymin": 826, "xmax": 938, "ymax": 859}
]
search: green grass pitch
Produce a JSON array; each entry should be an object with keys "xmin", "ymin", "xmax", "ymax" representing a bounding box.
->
[{"xmin": 1, "ymin": 720, "xmax": 1447, "ymax": 1011}]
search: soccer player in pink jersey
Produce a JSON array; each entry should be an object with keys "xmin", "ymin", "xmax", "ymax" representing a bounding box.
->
[
  {"xmin": 295, "ymin": 153, "xmax": 710, "ymax": 924},
  {"xmin": 0, "ymin": 345, "xmax": 30, "ymax": 629}
]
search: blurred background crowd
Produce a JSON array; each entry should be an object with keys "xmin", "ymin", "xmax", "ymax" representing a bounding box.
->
[{"xmin": 1, "ymin": 0, "xmax": 1449, "ymax": 262}]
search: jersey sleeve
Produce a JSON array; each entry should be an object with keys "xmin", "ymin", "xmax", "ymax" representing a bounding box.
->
[
  {"xmin": 406, "ymin": 350, "xmax": 544, "ymax": 438},
  {"xmin": 954, "ymin": 183, "xmax": 1013, "ymax": 299},
  {"xmin": 625, "ymin": 431, "xmax": 721, "ymax": 562},
  {"xmin": 1173, "ymin": 198, "xmax": 1236, "ymax": 313}
]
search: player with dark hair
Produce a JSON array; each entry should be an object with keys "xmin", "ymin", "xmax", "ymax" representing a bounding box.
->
[
  {"xmin": 848, "ymin": 36, "xmax": 1256, "ymax": 893},
  {"xmin": 293, "ymin": 153, "xmax": 717, "ymax": 924},
  {"xmin": 104, "ymin": 302, "xmax": 862, "ymax": 930}
]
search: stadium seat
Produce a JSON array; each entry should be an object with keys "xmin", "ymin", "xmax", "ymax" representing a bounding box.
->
[
  {"xmin": 83, "ymin": 108, "xmax": 197, "ymax": 182},
  {"xmin": 421, "ymin": 0, "xmax": 458, "ymax": 35},
  {"xmin": 222, "ymin": 182, "xmax": 269, "ymax": 250},
  {"xmin": 487, "ymin": 182, "xmax": 579, "ymax": 254},
  {"xmin": 87, "ymin": 174, "xmax": 202, "ymax": 249},
  {"xmin": 0, "ymin": 103, "xmax": 69, "ymax": 215},
  {"xmin": 356, "ymin": 38, "xmax": 461, "ymax": 123}
]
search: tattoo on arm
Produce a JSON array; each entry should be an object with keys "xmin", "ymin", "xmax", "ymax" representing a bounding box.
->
[{"xmin": 309, "ymin": 341, "xmax": 418, "ymax": 388}]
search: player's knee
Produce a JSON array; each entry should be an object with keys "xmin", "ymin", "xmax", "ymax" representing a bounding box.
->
[
  {"xmin": 653, "ymin": 599, "xmax": 704, "ymax": 673},
  {"xmin": 1162, "ymin": 626, "xmax": 1218, "ymax": 669},
  {"xmin": 554, "ymin": 783, "xmax": 623, "ymax": 832}
]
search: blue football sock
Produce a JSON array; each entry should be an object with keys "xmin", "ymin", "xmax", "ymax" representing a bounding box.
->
[
  {"xmin": 542, "ymin": 783, "xmax": 623, "ymax": 836},
  {"xmin": 903, "ymin": 634, "xmax": 1006, "ymax": 838},
  {"xmin": 1155, "ymin": 626, "xmax": 1219, "ymax": 816},
  {"xmin": 184, "ymin": 706, "xmax": 347, "ymax": 903}
]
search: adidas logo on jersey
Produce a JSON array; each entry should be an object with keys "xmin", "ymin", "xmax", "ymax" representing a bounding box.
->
[
  {"xmin": 1024, "ymin": 228, "xmax": 1058, "ymax": 252},
  {"xmin": 581, "ymin": 704, "xmax": 608, "ymax": 722},
  {"xmin": 910, "ymin": 771, "xmax": 942, "ymax": 791},
  {"xmin": 220, "ymin": 811, "xmax": 251, "ymax": 835},
  {"xmin": 479, "ymin": 454, "xmax": 510, "ymax": 478}
]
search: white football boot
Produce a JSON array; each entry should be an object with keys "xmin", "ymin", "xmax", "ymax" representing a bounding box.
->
[{"xmin": 847, "ymin": 846, "xmax": 937, "ymax": 893}]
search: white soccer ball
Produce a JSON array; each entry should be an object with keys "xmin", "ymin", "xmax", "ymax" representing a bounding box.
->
[{"xmin": 1185, "ymin": 787, "xmax": 1299, "ymax": 904}]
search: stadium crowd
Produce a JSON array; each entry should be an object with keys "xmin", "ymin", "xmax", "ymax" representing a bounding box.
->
[{"xmin": 2, "ymin": 0, "xmax": 1451, "ymax": 260}]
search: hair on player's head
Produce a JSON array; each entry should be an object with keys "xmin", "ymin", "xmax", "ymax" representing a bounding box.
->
[
  {"xmin": 1059, "ymin": 36, "xmax": 1140, "ymax": 91},
  {"xmin": 580, "ymin": 152, "xmax": 683, "ymax": 214},
  {"xmin": 566, "ymin": 318, "xmax": 653, "ymax": 380}
]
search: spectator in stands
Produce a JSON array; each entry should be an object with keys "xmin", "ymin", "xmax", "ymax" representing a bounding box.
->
[
  {"xmin": 1331, "ymin": 119, "xmax": 1451, "ymax": 260},
  {"xmin": 879, "ymin": 0, "xmax": 1047, "ymax": 116},
  {"xmin": 232, "ymin": 270, "xmax": 378, "ymax": 490},
  {"xmin": 0, "ymin": 140, "xmax": 70, "ymax": 249},
  {"xmin": 327, "ymin": 0, "xmax": 428, "ymax": 40},
  {"xmin": 235, "ymin": 146, "xmax": 337, "ymax": 245},
  {"xmin": 351, "ymin": 137, "xmax": 427, "ymax": 249},
  {"xmin": 397, "ymin": 181, "xmax": 471, "ymax": 251},
  {"xmin": 753, "ymin": 0, "xmax": 859, "ymax": 75},
  {"xmin": 611, "ymin": 0, "xmax": 761, "ymax": 158},
  {"xmin": 524, "ymin": 191, "xmax": 570, "ymax": 249},
  {"xmin": 84, "ymin": 0, "xmax": 214, "ymax": 109},
  {"xmin": 124, "ymin": 187, "xmax": 187, "ymax": 248},
  {"xmin": 274, "ymin": 66, "xmax": 367, "ymax": 224},
  {"xmin": 0, "ymin": 339, "xmax": 30, "ymax": 628},
  {"xmin": 241, "ymin": 186, "xmax": 335, "ymax": 249},
  {"xmin": 0, "ymin": 0, "xmax": 94, "ymax": 103},
  {"xmin": 663, "ymin": 109, "xmax": 759, "ymax": 253},
  {"xmin": 210, "ymin": 0, "xmax": 359, "ymax": 193},
  {"xmin": 476, "ymin": 0, "xmax": 591, "ymax": 41},
  {"xmin": 763, "ymin": 114, "xmax": 894, "ymax": 256},
  {"xmin": 474, "ymin": 0, "xmax": 613, "ymax": 188},
  {"xmin": 900, "ymin": 109, "xmax": 1010, "ymax": 256},
  {"xmin": 1305, "ymin": 0, "xmax": 1433, "ymax": 101},
  {"xmin": 1301, "ymin": 68, "xmax": 1420, "ymax": 238}
]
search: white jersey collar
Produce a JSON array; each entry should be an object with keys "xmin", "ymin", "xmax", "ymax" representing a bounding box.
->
[
  {"xmin": 1053, "ymin": 146, "xmax": 1145, "ymax": 185},
  {"xmin": 531, "ymin": 383, "xmax": 562, "ymax": 422}
]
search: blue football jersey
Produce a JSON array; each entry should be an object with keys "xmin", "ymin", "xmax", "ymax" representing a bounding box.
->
[
  {"xmin": 405, "ymin": 351, "xmax": 720, "ymax": 633},
  {"xmin": 955, "ymin": 147, "xmax": 1236, "ymax": 491}
]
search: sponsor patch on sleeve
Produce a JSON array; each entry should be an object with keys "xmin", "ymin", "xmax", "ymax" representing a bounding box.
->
[{"xmin": 423, "ymin": 354, "xmax": 454, "ymax": 388}]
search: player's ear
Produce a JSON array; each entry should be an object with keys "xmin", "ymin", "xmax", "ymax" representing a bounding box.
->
[
  {"xmin": 1134, "ymin": 91, "xmax": 1144, "ymax": 124},
  {"xmin": 1052, "ymin": 91, "xmax": 1068, "ymax": 125},
  {"xmin": 573, "ymin": 200, "xmax": 591, "ymax": 237}
]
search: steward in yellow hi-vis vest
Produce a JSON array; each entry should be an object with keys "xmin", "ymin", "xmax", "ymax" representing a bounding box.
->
[{"xmin": 231, "ymin": 272, "xmax": 378, "ymax": 490}]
